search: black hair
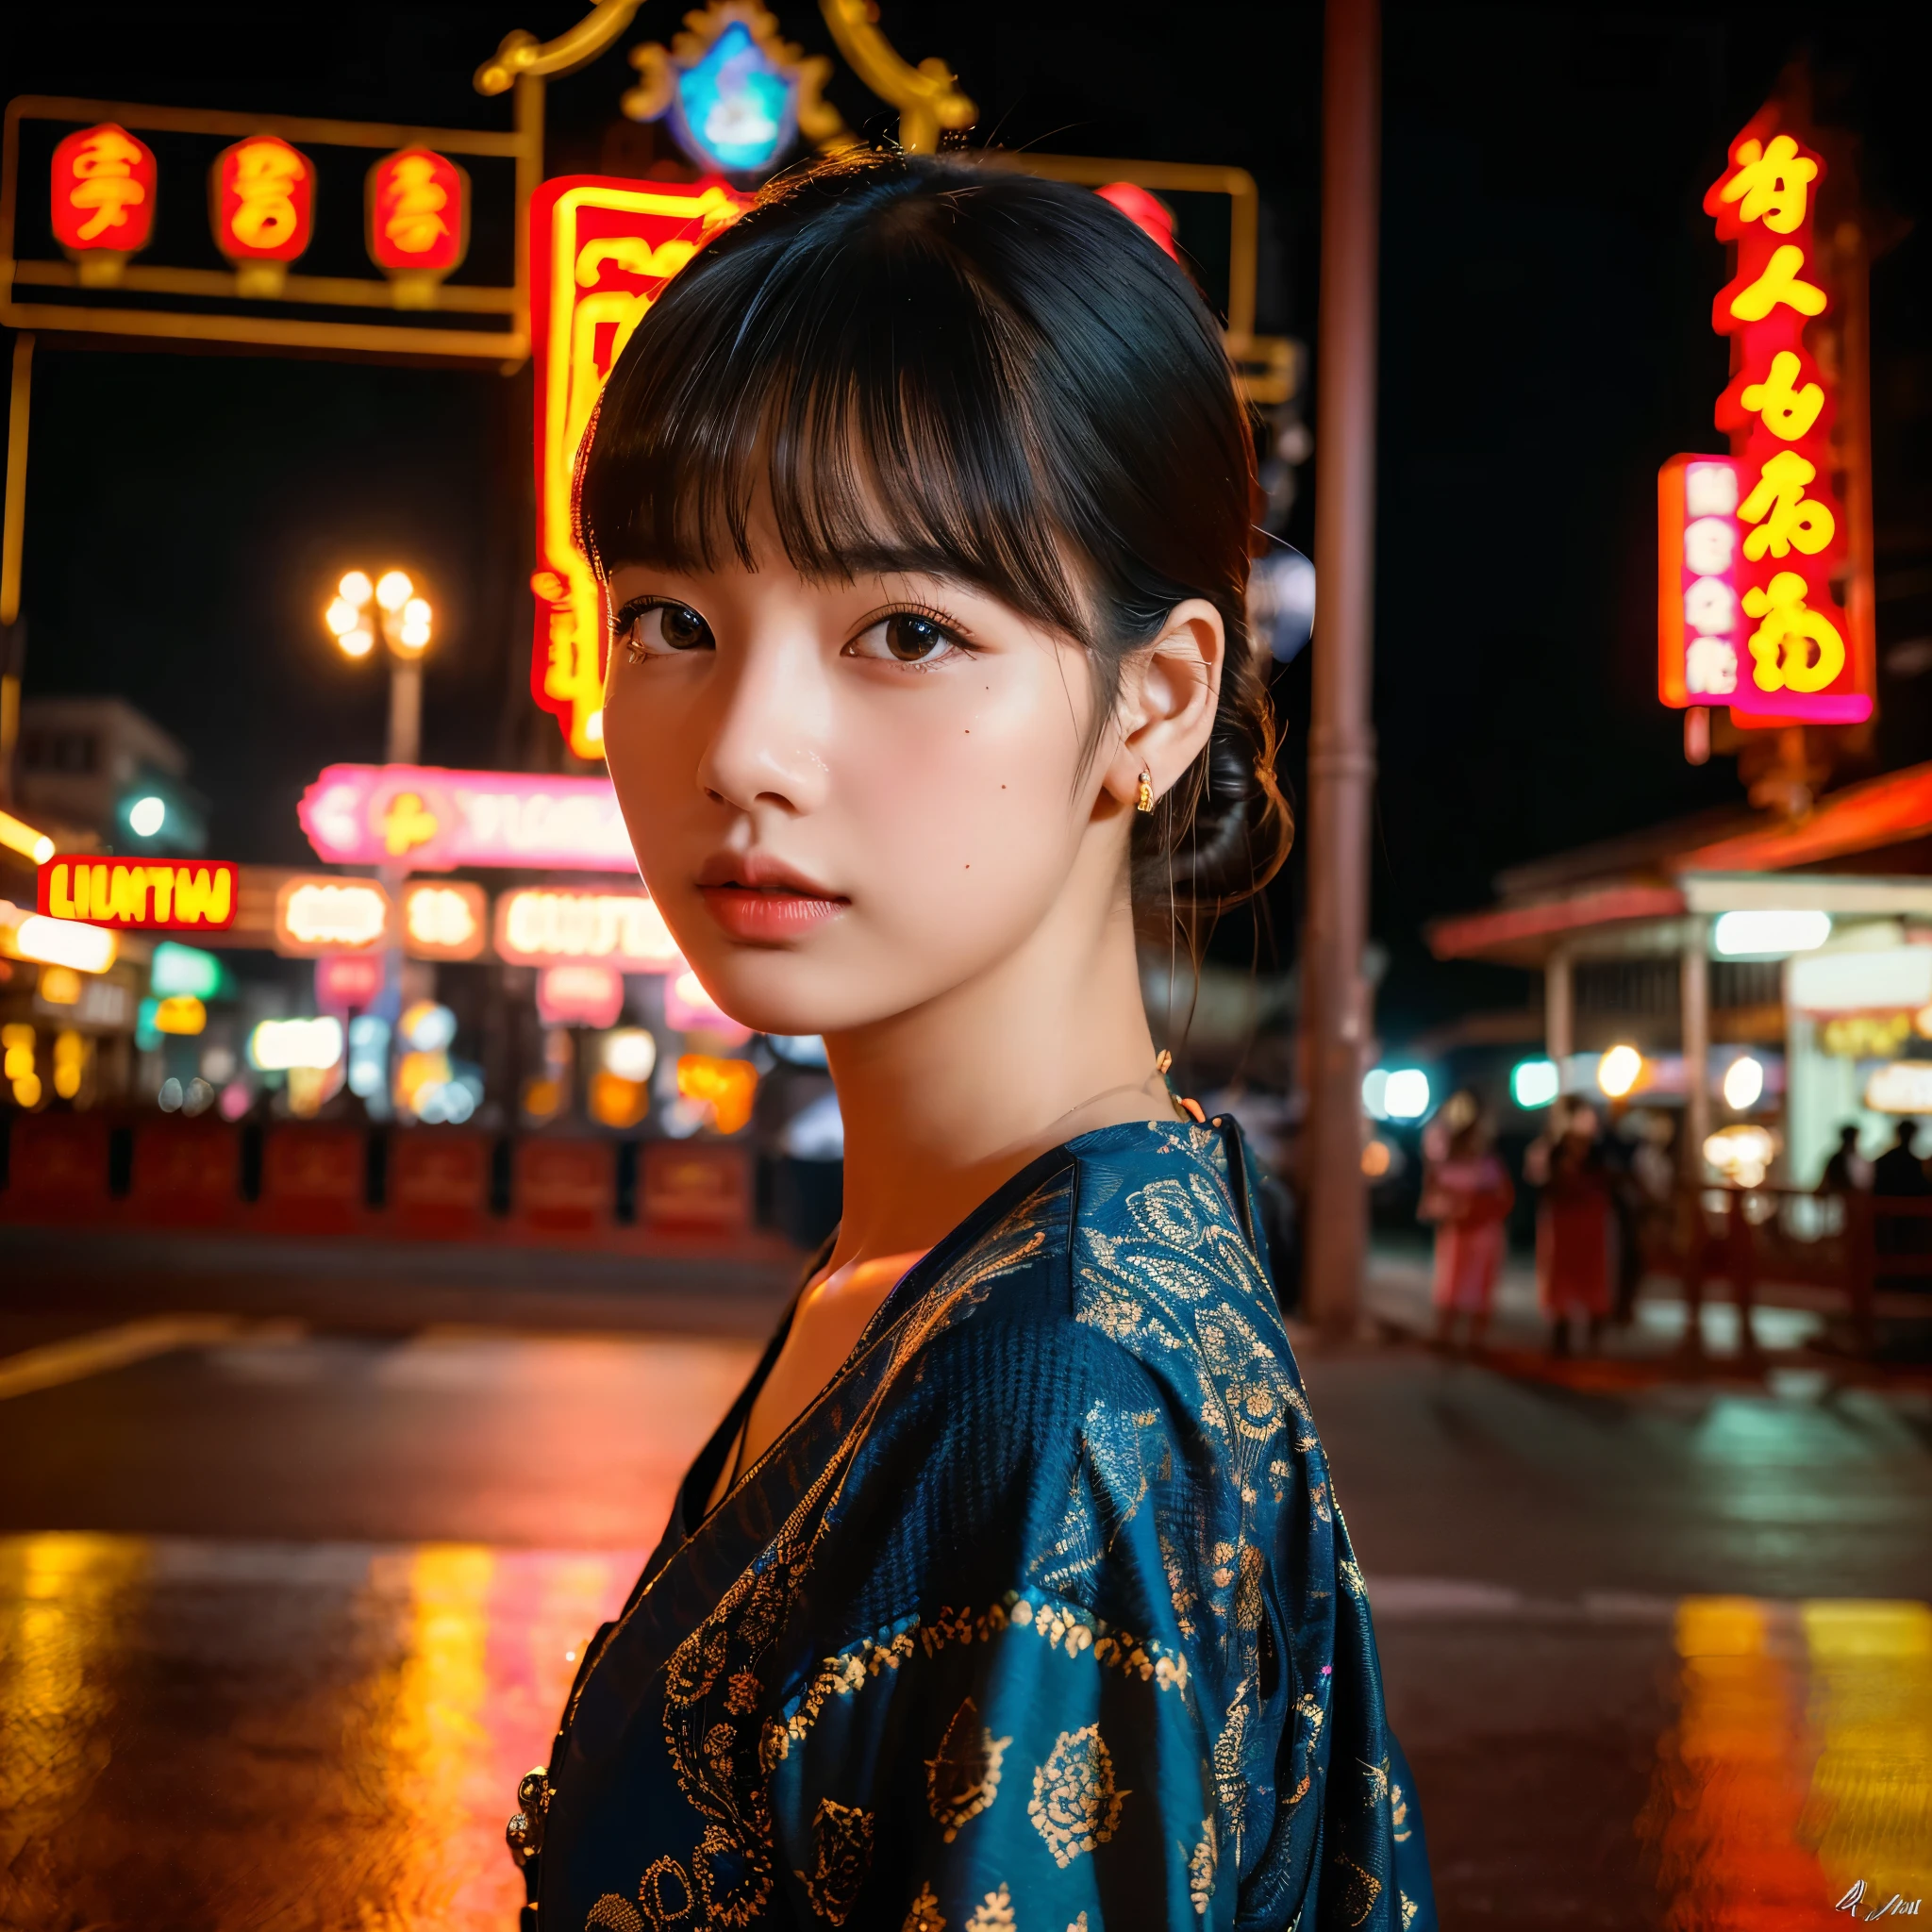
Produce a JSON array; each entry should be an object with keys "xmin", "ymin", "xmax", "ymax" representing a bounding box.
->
[{"xmin": 577, "ymin": 148, "xmax": 1291, "ymax": 921}]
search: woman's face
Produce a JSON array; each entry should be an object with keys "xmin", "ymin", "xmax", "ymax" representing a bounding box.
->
[{"xmin": 600, "ymin": 542, "xmax": 1130, "ymax": 1038}]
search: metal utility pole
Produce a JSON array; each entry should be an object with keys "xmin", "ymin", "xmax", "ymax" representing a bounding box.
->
[
  {"xmin": 1302, "ymin": 0, "xmax": 1383, "ymax": 1337},
  {"xmin": 0, "ymin": 334, "xmax": 32, "ymax": 806}
]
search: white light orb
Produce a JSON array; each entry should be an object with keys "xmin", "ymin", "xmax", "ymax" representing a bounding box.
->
[
  {"xmin": 602, "ymin": 1027, "xmax": 658, "ymax": 1084},
  {"xmin": 1511, "ymin": 1058, "xmax": 1559, "ymax": 1108},
  {"xmin": 1383, "ymin": 1069, "xmax": 1431, "ymax": 1120},
  {"xmin": 1722, "ymin": 1055, "xmax": 1765, "ymax": 1111},
  {"xmin": 1597, "ymin": 1043, "xmax": 1643, "ymax": 1099}
]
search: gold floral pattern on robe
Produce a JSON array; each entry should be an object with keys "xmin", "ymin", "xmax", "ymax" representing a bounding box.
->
[
  {"xmin": 793, "ymin": 1797, "xmax": 874, "ymax": 1924},
  {"xmin": 926, "ymin": 1698, "xmax": 1011, "ymax": 1841},
  {"xmin": 525, "ymin": 1122, "xmax": 1432, "ymax": 1932},
  {"xmin": 1028, "ymin": 1725, "xmax": 1128, "ymax": 1868}
]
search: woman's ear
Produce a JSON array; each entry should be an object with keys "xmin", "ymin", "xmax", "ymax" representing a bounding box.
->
[{"xmin": 1102, "ymin": 599, "xmax": 1226, "ymax": 812}]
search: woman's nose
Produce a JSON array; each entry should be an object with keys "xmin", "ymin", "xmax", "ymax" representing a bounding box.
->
[{"xmin": 695, "ymin": 637, "xmax": 831, "ymax": 815}]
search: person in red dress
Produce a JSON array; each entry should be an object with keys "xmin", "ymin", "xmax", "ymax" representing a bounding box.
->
[
  {"xmin": 1535, "ymin": 1102, "xmax": 1613, "ymax": 1356},
  {"xmin": 1421, "ymin": 1106, "xmax": 1514, "ymax": 1352}
]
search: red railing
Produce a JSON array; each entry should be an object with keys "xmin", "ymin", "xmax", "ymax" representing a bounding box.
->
[
  {"xmin": 0, "ymin": 1109, "xmax": 798, "ymax": 1257},
  {"xmin": 1660, "ymin": 1185, "xmax": 1932, "ymax": 1357}
]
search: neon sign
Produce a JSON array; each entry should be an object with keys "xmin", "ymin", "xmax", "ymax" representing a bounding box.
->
[
  {"xmin": 274, "ymin": 876, "xmax": 390, "ymax": 956},
  {"xmin": 298, "ymin": 764, "xmax": 636, "ymax": 872},
  {"xmin": 212, "ymin": 135, "xmax": 315, "ymax": 293},
  {"xmin": 494, "ymin": 888, "xmax": 683, "ymax": 970},
  {"xmin": 537, "ymin": 963, "xmax": 625, "ymax": 1028},
  {"xmin": 315, "ymin": 954, "xmax": 384, "ymax": 1011},
  {"xmin": 530, "ymin": 176, "xmax": 752, "ymax": 759},
  {"xmin": 367, "ymin": 148, "xmax": 469, "ymax": 295},
  {"xmin": 50, "ymin": 124, "xmax": 157, "ymax": 277},
  {"xmin": 1659, "ymin": 113, "xmax": 1869, "ymax": 725},
  {"xmin": 38, "ymin": 857, "xmax": 237, "ymax": 931},
  {"xmin": 401, "ymin": 879, "xmax": 486, "ymax": 959},
  {"xmin": 623, "ymin": 2, "xmax": 839, "ymax": 178}
]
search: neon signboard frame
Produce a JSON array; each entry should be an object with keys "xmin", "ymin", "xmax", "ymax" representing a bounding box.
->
[
  {"xmin": 297, "ymin": 764, "xmax": 637, "ymax": 874},
  {"xmin": 1659, "ymin": 108, "xmax": 1872, "ymax": 726},
  {"xmin": 528, "ymin": 174, "xmax": 753, "ymax": 760}
]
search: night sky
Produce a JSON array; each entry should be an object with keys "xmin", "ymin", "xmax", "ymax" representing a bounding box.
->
[{"xmin": 9, "ymin": 3, "xmax": 1931, "ymax": 1045}]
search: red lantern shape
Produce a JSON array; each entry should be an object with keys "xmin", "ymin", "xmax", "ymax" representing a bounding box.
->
[
  {"xmin": 366, "ymin": 148, "xmax": 470, "ymax": 306},
  {"xmin": 210, "ymin": 134, "xmax": 315, "ymax": 296},
  {"xmin": 50, "ymin": 124, "xmax": 157, "ymax": 286}
]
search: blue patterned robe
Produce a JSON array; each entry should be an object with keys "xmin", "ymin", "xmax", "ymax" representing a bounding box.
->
[{"xmin": 515, "ymin": 1117, "xmax": 1435, "ymax": 1930}]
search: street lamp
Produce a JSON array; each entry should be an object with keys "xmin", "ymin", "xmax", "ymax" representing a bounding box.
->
[
  {"xmin": 324, "ymin": 567, "xmax": 435, "ymax": 1124},
  {"xmin": 326, "ymin": 568, "xmax": 434, "ymax": 765}
]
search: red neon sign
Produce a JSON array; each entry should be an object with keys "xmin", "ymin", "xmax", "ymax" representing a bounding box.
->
[
  {"xmin": 212, "ymin": 134, "xmax": 315, "ymax": 264},
  {"xmin": 1659, "ymin": 113, "xmax": 1868, "ymax": 725},
  {"xmin": 529, "ymin": 176, "xmax": 753, "ymax": 759},
  {"xmin": 367, "ymin": 148, "xmax": 469, "ymax": 276},
  {"xmin": 50, "ymin": 124, "xmax": 157, "ymax": 258},
  {"xmin": 38, "ymin": 857, "xmax": 238, "ymax": 932}
]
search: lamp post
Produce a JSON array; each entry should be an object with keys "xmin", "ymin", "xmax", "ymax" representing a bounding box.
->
[
  {"xmin": 1302, "ymin": 0, "xmax": 1383, "ymax": 1338},
  {"xmin": 323, "ymin": 569, "xmax": 435, "ymax": 1119},
  {"xmin": 325, "ymin": 569, "xmax": 433, "ymax": 763}
]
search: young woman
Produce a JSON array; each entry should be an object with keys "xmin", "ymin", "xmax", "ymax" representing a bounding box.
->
[{"xmin": 509, "ymin": 151, "xmax": 1434, "ymax": 1932}]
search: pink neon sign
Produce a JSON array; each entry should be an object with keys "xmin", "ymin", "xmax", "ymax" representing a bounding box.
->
[{"xmin": 297, "ymin": 764, "xmax": 636, "ymax": 873}]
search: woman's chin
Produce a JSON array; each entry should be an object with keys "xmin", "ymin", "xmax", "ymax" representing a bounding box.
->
[{"xmin": 688, "ymin": 957, "xmax": 908, "ymax": 1043}]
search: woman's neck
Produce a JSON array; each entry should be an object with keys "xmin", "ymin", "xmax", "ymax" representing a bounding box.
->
[{"xmin": 823, "ymin": 883, "xmax": 1172, "ymax": 1272}]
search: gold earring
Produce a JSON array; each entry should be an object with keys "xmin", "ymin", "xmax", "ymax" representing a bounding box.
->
[{"xmin": 1135, "ymin": 771, "xmax": 1154, "ymax": 814}]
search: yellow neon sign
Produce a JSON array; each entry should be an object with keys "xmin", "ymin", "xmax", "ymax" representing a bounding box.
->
[{"xmin": 529, "ymin": 176, "xmax": 750, "ymax": 760}]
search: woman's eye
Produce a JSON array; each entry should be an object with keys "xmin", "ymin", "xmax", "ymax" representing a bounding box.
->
[
  {"xmin": 847, "ymin": 612, "xmax": 961, "ymax": 666},
  {"xmin": 618, "ymin": 600, "xmax": 713, "ymax": 658}
]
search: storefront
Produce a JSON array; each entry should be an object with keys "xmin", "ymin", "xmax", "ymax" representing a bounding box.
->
[{"xmin": 1430, "ymin": 758, "xmax": 1932, "ymax": 1186}]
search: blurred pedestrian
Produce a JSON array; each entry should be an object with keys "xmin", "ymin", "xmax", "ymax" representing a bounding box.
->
[
  {"xmin": 1610, "ymin": 1110, "xmax": 1676, "ymax": 1326},
  {"xmin": 1872, "ymin": 1119, "xmax": 1927, "ymax": 1196},
  {"xmin": 1420, "ymin": 1102, "xmax": 1513, "ymax": 1352},
  {"xmin": 1872, "ymin": 1118, "xmax": 1931, "ymax": 1275},
  {"xmin": 1817, "ymin": 1123, "xmax": 1871, "ymax": 1196},
  {"xmin": 1537, "ymin": 1101, "xmax": 1612, "ymax": 1355}
]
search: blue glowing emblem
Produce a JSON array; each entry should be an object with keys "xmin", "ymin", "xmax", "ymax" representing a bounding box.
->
[{"xmin": 670, "ymin": 21, "xmax": 798, "ymax": 175}]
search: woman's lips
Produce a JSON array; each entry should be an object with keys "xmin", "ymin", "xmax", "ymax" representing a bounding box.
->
[{"xmin": 698, "ymin": 884, "xmax": 848, "ymax": 942}]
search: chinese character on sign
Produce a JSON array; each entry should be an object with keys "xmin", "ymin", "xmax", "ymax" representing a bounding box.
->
[
  {"xmin": 1743, "ymin": 570, "xmax": 1846, "ymax": 694},
  {"xmin": 1708, "ymin": 134, "xmax": 1817, "ymax": 238},
  {"xmin": 50, "ymin": 124, "xmax": 157, "ymax": 280},
  {"xmin": 212, "ymin": 134, "xmax": 315, "ymax": 293},
  {"xmin": 1738, "ymin": 450, "xmax": 1836, "ymax": 561},
  {"xmin": 367, "ymin": 148, "xmax": 469, "ymax": 294},
  {"xmin": 1658, "ymin": 456, "xmax": 1746, "ymax": 704},
  {"xmin": 528, "ymin": 176, "xmax": 753, "ymax": 759},
  {"xmin": 1659, "ymin": 106, "xmax": 1868, "ymax": 727}
]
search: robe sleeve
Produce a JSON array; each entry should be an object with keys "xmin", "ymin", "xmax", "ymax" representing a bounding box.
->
[{"xmin": 761, "ymin": 1588, "xmax": 1225, "ymax": 1930}]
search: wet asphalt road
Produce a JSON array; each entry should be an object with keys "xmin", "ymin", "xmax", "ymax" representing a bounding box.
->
[{"xmin": 1, "ymin": 1292, "xmax": 1929, "ymax": 1929}]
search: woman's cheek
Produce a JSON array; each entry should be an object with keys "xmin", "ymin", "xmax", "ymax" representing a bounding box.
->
[
  {"xmin": 842, "ymin": 684, "xmax": 1079, "ymax": 936},
  {"xmin": 603, "ymin": 691, "xmax": 702, "ymax": 897}
]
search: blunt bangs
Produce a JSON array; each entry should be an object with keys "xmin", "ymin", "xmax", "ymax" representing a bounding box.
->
[
  {"xmin": 576, "ymin": 151, "xmax": 1292, "ymax": 923},
  {"xmin": 577, "ymin": 156, "xmax": 1244, "ymax": 656}
]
